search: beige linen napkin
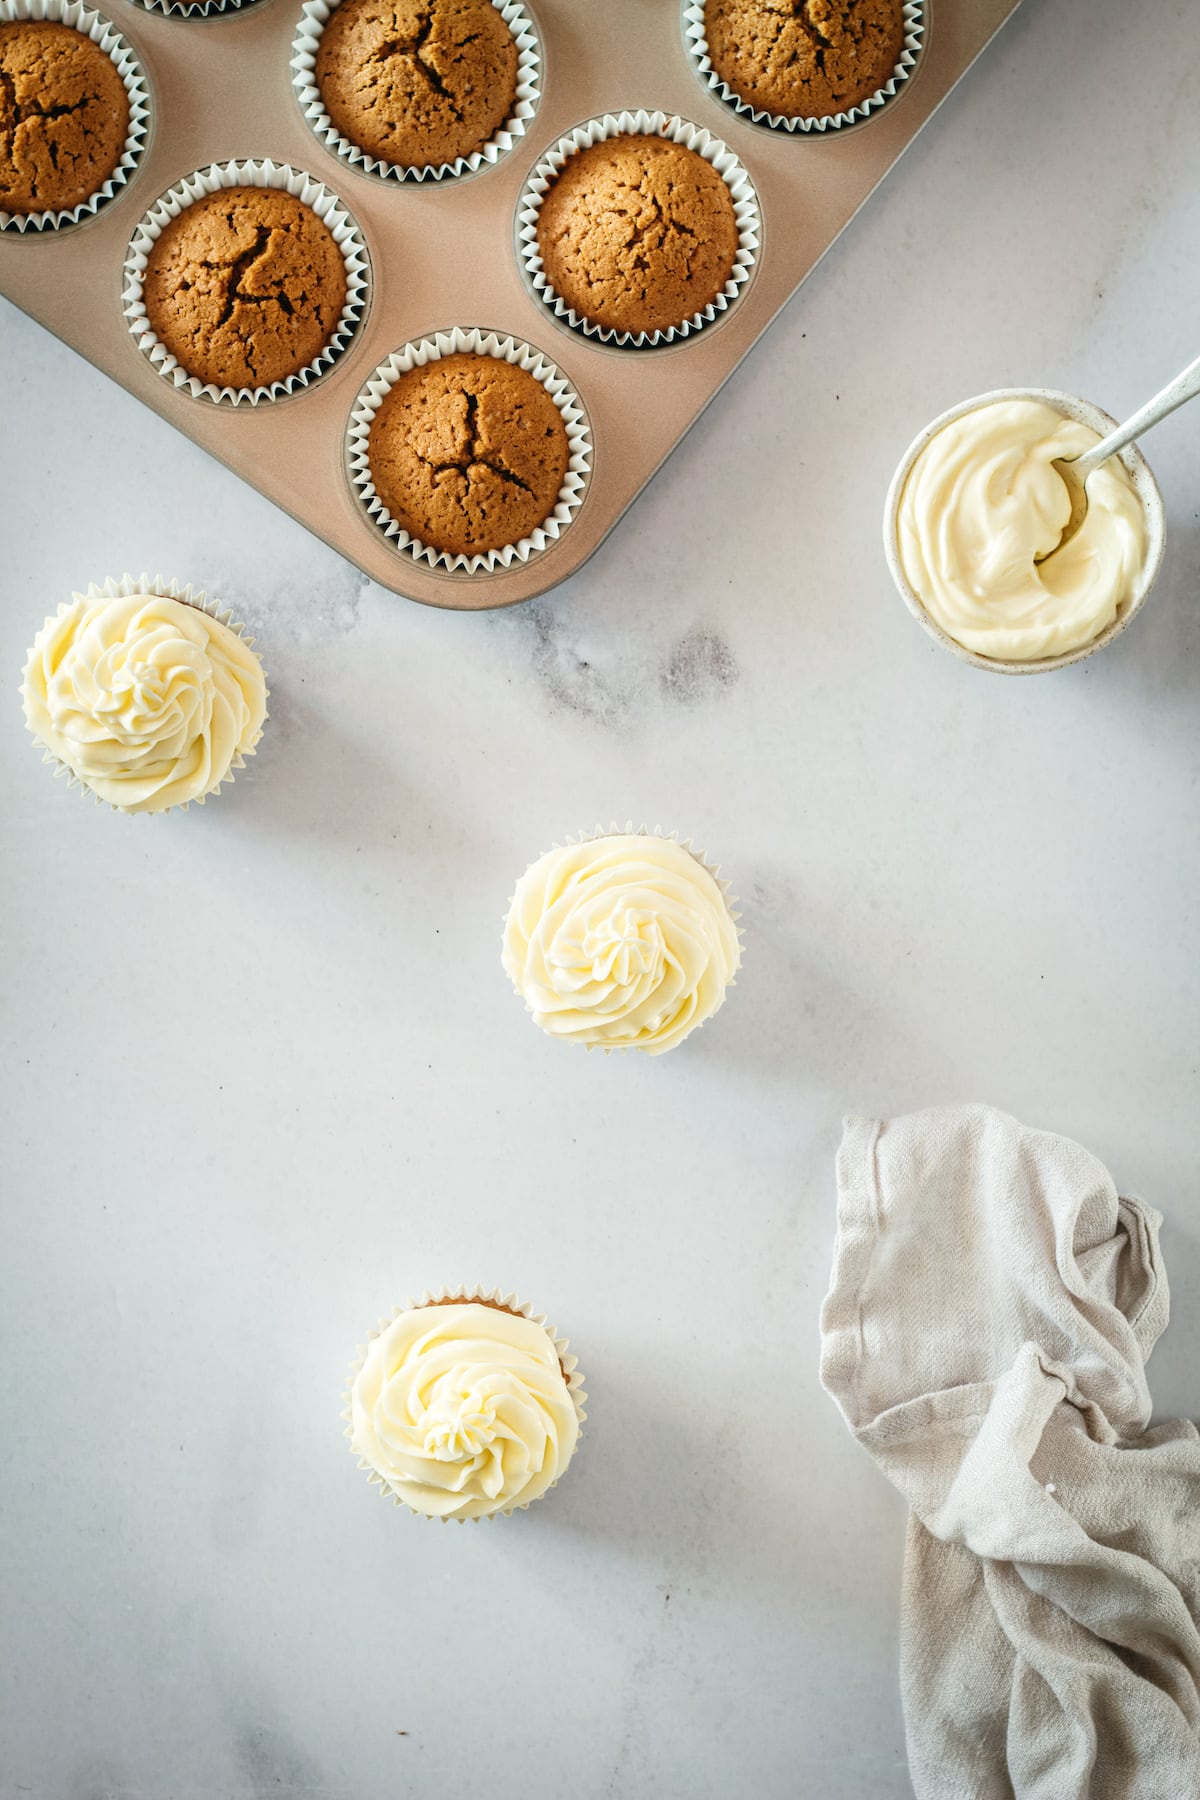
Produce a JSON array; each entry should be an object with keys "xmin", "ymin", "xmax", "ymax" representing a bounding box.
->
[{"xmin": 820, "ymin": 1105, "xmax": 1200, "ymax": 1800}]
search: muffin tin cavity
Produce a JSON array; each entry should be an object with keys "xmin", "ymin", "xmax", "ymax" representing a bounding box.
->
[
  {"xmin": 292, "ymin": 0, "xmax": 541, "ymax": 185},
  {"xmin": 682, "ymin": 0, "xmax": 925, "ymax": 135},
  {"xmin": 122, "ymin": 159, "xmax": 370, "ymax": 407},
  {"xmin": 517, "ymin": 110, "xmax": 761, "ymax": 350},
  {"xmin": 346, "ymin": 328, "xmax": 592, "ymax": 576},
  {"xmin": 0, "ymin": 0, "xmax": 150, "ymax": 234}
]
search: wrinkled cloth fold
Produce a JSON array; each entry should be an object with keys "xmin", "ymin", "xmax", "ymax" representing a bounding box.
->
[{"xmin": 820, "ymin": 1105, "xmax": 1200, "ymax": 1800}]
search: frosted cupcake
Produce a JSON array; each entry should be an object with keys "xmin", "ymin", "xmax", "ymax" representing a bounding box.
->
[
  {"xmin": 503, "ymin": 829, "xmax": 741, "ymax": 1055},
  {"xmin": 21, "ymin": 577, "xmax": 267, "ymax": 814},
  {"xmin": 347, "ymin": 1290, "xmax": 584, "ymax": 1521}
]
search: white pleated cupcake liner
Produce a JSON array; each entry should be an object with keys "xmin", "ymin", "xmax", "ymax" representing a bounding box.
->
[
  {"xmin": 21, "ymin": 573, "xmax": 269, "ymax": 816},
  {"xmin": 291, "ymin": 0, "xmax": 541, "ymax": 184},
  {"xmin": 125, "ymin": 0, "xmax": 266, "ymax": 18},
  {"xmin": 517, "ymin": 109, "xmax": 761, "ymax": 349},
  {"xmin": 682, "ymin": 0, "xmax": 925, "ymax": 135},
  {"xmin": 346, "ymin": 326, "xmax": 592, "ymax": 576},
  {"xmin": 504, "ymin": 822, "xmax": 744, "ymax": 1055},
  {"xmin": 122, "ymin": 159, "xmax": 370, "ymax": 407},
  {"xmin": 345, "ymin": 1284, "xmax": 587, "ymax": 1523},
  {"xmin": 0, "ymin": 0, "xmax": 150, "ymax": 234}
]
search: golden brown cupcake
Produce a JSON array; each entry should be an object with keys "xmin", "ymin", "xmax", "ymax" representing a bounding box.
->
[
  {"xmin": 0, "ymin": 21, "xmax": 129, "ymax": 216},
  {"xmin": 703, "ymin": 0, "xmax": 906, "ymax": 119},
  {"xmin": 142, "ymin": 188, "xmax": 347, "ymax": 391},
  {"xmin": 315, "ymin": 0, "xmax": 518, "ymax": 170},
  {"xmin": 367, "ymin": 352, "xmax": 569, "ymax": 557},
  {"xmin": 536, "ymin": 134, "xmax": 738, "ymax": 338}
]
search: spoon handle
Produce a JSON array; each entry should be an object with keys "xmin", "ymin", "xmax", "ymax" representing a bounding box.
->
[{"xmin": 1073, "ymin": 349, "xmax": 1200, "ymax": 479}]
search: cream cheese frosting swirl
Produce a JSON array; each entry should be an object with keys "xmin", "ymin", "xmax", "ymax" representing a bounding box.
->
[
  {"xmin": 350, "ymin": 1301, "xmax": 580, "ymax": 1520},
  {"xmin": 897, "ymin": 399, "xmax": 1148, "ymax": 662},
  {"xmin": 22, "ymin": 589, "xmax": 267, "ymax": 813},
  {"xmin": 503, "ymin": 832, "xmax": 740, "ymax": 1055}
]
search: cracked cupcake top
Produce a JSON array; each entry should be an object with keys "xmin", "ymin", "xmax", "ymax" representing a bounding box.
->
[
  {"xmin": 703, "ymin": 0, "xmax": 906, "ymax": 120},
  {"xmin": 314, "ymin": 0, "xmax": 519, "ymax": 171},
  {"xmin": 366, "ymin": 352, "xmax": 570, "ymax": 557},
  {"xmin": 141, "ymin": 188, "xmax": 347, "ymax": 392},
  {"xmin": 536, "ymin": 134, "xmax": 739, "ymax": 338},
  {"xmin": 0, "ymin": 21, "xmax": 129, "ymax": 216}
]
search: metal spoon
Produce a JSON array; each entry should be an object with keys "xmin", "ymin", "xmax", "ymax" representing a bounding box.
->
[{"xmin": 1037, "ymin": 349, "xmax": 1200, "ymax": 562}]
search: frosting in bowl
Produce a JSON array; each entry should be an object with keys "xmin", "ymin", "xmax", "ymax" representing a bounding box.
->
[
  {"xmin": 22, "ymin": 589, "xmax": 267, "ymax": 813},
  {"xmin": 350, "ymin": 1301, "xmax": 580, "ymax": 1520},
  {"xmin": 896, "ymin": 398, "xmax": 1148, "ymax": 662},
  {"xmin": 503, "ymin": 833, "xmax": 741, "ymax": 1055}
]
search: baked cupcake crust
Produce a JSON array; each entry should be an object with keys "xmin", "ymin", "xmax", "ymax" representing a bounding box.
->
[
  {"xmin": 0, "ymin": 21, "xmax": 129, "ymax": 216},
  {"xmin": 535, "ymin": 134, "xmax": 739, "ymax": 338},
  {"xmin": 314, "ymin": 0, "xmax": 519, "ymax": 170},
  {"xmin": 703, "ymin": 0, "xmax": 906, "ymax": 119},
  {"xmin": 141, "ymin": 188, "xmax": 347, "ymax": 391},
  {"xmin": 367, "ymin": 352, "xmax": 569, "ymax": 557}
]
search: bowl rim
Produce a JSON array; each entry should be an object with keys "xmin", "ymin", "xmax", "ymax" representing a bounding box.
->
[{"xmin": 882, "ymin": 386, "xmax": 1167, "ymax": 675}]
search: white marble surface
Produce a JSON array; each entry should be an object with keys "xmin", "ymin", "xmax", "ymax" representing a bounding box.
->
[{"xmin": 3, "ymin": 2, "xmax": 1200, "ymax": 1795}]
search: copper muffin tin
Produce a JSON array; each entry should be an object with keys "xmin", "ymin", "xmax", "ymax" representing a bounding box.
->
[{"xmin": 0, "ymin": 0, "xmax": 1021, "ymax": 611}]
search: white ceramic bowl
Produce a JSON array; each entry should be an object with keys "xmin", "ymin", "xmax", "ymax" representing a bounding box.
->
[{"xmin": 882, "ymin": 387, "xmax": 1166, "ymax": 675}]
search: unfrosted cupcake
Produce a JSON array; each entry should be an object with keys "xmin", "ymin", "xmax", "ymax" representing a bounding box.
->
[
  {"xmin": 703, "ymin": 0, "xmax": 906, "ymax": 121},
  {"xmin": 141, "ymin": 188, "xmax": 347, "ymax": 392},
  {"xmin": 347, "ymin": 1290, "xmax": 584, "ymax": 1521},
  {"xmin": 0, "ymin": 20, "xmax": 129, "ymax": 217},
  {"xmin": 314, "ymin": 0, "xmax": 518, "ymax": 172},
  {"xmin": 366, "ymin": 350, "xmax": 570, "ymax": 558},
  {"xmin": 503, "ymin": 830, "xmax": 741, "ymax": 1055},
  {"xmin": 536, "ymin": 134, "xmax": 738, "ymax": 338},
  {"xmin": 21, "ymin": 578, "xmax": 267, "ymax": 814}
]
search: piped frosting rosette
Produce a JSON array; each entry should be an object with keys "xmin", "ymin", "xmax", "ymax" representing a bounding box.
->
[
  {"xmin": 0, "ymin": 0, "xmax": 150, "ymax": 234},
  {"xmin": 291, "ymin": 0, "xmax": 541, "ymax": 184},
  {"xmin": 20, "ymin": 574, "xmax": 268, "ymax": 814},
  {"xmin": 503, "ymin": 825, "xmax": 742, "ymax": 1055},
  {"xmin": 516, "ymin": 109, "xmax": 760, "ymax": 349},
  {"xmin": 682, "ymin": 0, "xmax": 925, "ymax": 135},
  {"xmin": 346, "ymin": 1287, "xmax": 585, "ymax": 1522}
]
